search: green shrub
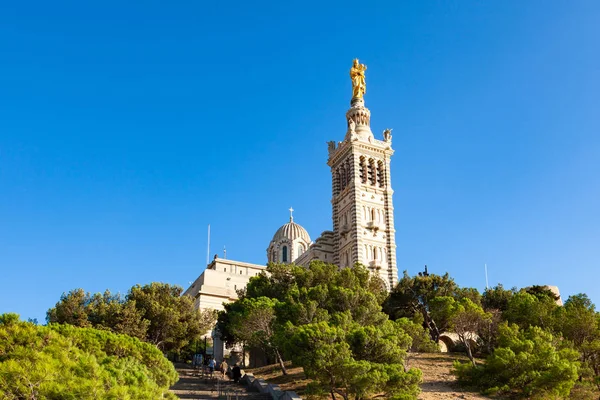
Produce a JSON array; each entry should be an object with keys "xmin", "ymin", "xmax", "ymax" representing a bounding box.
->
[
  {"xmin": 453, "ymin": 322, "xmax": 580, "ymax": 399},
  {"xmin": 0, "ymin": 313, "xmax": 178, "ymax": 399}
]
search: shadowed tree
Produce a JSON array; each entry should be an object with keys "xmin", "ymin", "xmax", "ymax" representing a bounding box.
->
[
  {"xmin": 48, "ymin": 283, "xmax": 216, "ymax": 354},
  {"xmin": 219, "ymin": 262, "xmax": 422, "ymax": 399},
  {"xmin": 431, "ymin": 297, "xmax": 491, "ymax": 366},
  {"xmin": 482, "ymin": 284, "xmax": 516, "ymax": 312},
  {"xmin": 226, "ymin": 297, "xmax": 288, "ymax": 375},
  {"xmin": 384, "ymin": 270, "xmax": 459, "ymax": 342}
]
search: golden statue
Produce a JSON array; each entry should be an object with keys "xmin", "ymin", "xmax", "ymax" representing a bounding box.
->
[{"xmin": 350, "ymin": 59, "xmax": 367, "ymax": 98}]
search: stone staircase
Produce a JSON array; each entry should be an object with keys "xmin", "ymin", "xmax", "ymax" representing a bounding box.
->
[
  {"xmin": 170, "ymin": 364, "xmax": 301, "ymax": 400},
  {"xmin": 171, "ymin": 364, "xmax": 273, "ymax": 400}
]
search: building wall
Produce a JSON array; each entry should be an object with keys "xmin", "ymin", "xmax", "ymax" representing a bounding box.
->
[
  {"xmin": 184, "ymin": 258, "xmax": 266, "ymax": 307},
  {"xmin": 294, "ymin": 231, "xmax": 335, "ymax": 267},
  {"xmin": 183, "ymin": 257, "xmax": 266, "ymax": 362},
  {"xmin": 327, "ymin": 97, "xmax": 398, "ymax": 289}
]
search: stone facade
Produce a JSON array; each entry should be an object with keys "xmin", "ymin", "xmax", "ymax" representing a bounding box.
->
[
  {"xmin": 266, "ymin": 215, "xmax": 312, "ymax": 264},
  {"xmin": 273, "ymin": 97, "xmax": 399, "ymax": 290},
  {"xmin": 183, "ymin": 257, "xmax": 266, "ymax": 362},
  {"xmin": 183, "ymin": 257, "xmax": 266, "ymax": 311},
  {"xmin": 327, "ymin": 97, "xmax": 398, "ymax": 290},
  {"xmin": 294, "ymin": 230, "xmax": 335, "ymax": 266}
]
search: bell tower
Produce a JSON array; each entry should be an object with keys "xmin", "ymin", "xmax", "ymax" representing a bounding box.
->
[{"xmin": 327, "ymin": 59, "xmax": 398, "ymax": 289}]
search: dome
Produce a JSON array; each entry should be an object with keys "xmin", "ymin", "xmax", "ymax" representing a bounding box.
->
[
  {"xmin": 272, "ymin": 220, "xmax": 311, "ymax": 243},
  {"xmin": 267, "ymin": 209, "xmax": 312, "ymax": 264}
]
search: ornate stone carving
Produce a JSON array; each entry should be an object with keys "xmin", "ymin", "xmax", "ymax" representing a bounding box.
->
[
  {"xmin": 383, "ymin": 128, "xmax": 392, "ymax": 142},
  {"xmin": 327, "ymin": 140, "xmax": 336, "ymax": 154},
  {"xmin": 346, "ymin": 107, "xmax": 371, "ymax": 128}
]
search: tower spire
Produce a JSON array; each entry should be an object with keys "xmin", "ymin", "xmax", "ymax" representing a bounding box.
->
[
  {"xmin": 346, "ymin": 58, "xmax": 373, "ymax": 142},
  {"xmin": 289, "ymin": 207, "xmax": 294, "ymax": 222},
  {"xmin": 326, "ymin": 59, "xmax": 398, "ymax": 290}
]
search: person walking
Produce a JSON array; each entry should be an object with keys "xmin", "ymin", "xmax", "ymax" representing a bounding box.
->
[
  {"xmin": 208, "ymin": 357, "xmax": 216, "ymax": 377},
  {"xmin": 220, "ymin": 359, "xmax": 229, "ymax": 379},
  {"xmin": 232, "ymin": 363, "xmax": 242, "ymax": 383}
]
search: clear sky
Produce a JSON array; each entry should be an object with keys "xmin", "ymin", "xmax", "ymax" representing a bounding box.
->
[{"xmin": 1, "ymin": 1, "xmax": 599, "ymax": 323}]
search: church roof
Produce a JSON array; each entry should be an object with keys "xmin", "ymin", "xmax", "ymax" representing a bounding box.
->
[{"xmin": 271, "ymin": 219, "xmax": 311, "ymax": 243}]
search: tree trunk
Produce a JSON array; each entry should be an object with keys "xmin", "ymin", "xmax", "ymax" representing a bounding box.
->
[
  {"xmin": 463, "ymin": 338, "xmax": 476, "ymax": 367},
  {"xmin": 330, "ymin": 390, "xmax": 336, "ymax": 400},
  {"xmin": 333, "ymin": 388, "xmax": 348, "ymax": 400},
  {"xmin": 423, "ymin": 309, "xmax": 440, "ymax": 343},
  {"xmin": 274, "ymin": 348, "xmax": 288, "ymax": 375},
  {"xmin": 404, "ymin": 352, "xmax": 413, "ymax": 372}
]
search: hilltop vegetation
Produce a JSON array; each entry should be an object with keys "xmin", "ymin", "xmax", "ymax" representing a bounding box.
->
[
  {"xmin": 0, "ymin": 282, "xmax": 217, "ymax": 399},
  {"xmin": 0, "ymin": 313, "xmax": 178, "ymax": 399},
  {"xmin": 3, "ymin": 266, "xmax": 599, "ymax": 399},
  {"xmin": 47, "ymin": 282, "xmax": 216, "ymax": 354},
  {"xmin": 218, "ymin": 263, "xmax": 600, "ymax": 399},
  {"xmin": 217, "ymin": 262, "xmax": 434, "ymax": 400}
]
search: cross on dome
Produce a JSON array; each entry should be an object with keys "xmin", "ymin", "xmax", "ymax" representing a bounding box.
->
[{"xmin": 289, "ymin": 207, "xmax": 294, "ymax": 222}]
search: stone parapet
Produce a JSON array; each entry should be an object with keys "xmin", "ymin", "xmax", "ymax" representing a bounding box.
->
[{"xmin": 239, "ymin": 372, "xmax": 300, "ymax": 399}]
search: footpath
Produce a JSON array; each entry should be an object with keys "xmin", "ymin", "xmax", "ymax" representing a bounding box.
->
[{"xmin": 170, "ymin": 363, "xmax": 271, "ymax": 400}]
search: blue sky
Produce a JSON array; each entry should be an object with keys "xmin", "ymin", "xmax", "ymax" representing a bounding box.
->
[{"xmin": 1, "ymin": 1, "xmax": 598, "ymax": 323}]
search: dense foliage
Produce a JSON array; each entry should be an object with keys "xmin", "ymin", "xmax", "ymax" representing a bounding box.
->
[
  {"xmin": 47, "ymin": 282, "xmax": 216, "ymax": 353},
  {"xmin": 454, "ymin": 323, "xmax": 579, "ymax": 399},
  {"xmin": 218, "ymin": 262, "xmax": 425, "ymax": 400},
  {"xmin": 383, "ymin": 269, "xmax": 600, "ymax": 398},
  {"xmin": 431, "ymin": 297, "xmax": 491, "ymax": 365},
  {"xmin": 0, "ymin": 313, "xmax": 178, "ymax": 399},
  {"xmin": 383, "ymin": 270, "xmax": 459, "ymax": 342}
]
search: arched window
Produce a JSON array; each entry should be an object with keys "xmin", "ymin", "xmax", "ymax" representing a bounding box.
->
[
  {"xmin": 282, "ymin": 246, "xmax": 288, "ymax": 263},
  {"xmin": 377, "ymin": 161, "xmax": 385, "ymax": 187},
  {"xmin": 345, "ymin": 159, "xmax": 352, "ymax": 186},
  {"xmin": 368, "ymin": 158, "xmax": 376, "ymax": 185},
  {"xmin": 297, "ymin": 244, "xmax": 304, "ymax": 256},
  {"xmin": 359, "ymin": 156, "xmax": 367, "ymax": 183}
]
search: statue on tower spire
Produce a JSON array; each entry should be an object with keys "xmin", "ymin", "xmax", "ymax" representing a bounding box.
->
[{"xmin": 350, "ymin": 59, "xmax": 367, "ymax": 99}]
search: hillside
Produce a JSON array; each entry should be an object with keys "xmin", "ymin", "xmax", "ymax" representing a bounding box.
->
[{"xmin": 246, "ymin": 353, "xmax": 490, "ymax": 399}]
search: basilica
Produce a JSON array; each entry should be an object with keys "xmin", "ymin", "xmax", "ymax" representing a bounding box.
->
[{"xmin": 184, "ymin": 59, "xmax": 399, "ymax": 360}]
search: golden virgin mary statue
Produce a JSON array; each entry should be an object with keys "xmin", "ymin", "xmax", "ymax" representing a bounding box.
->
[{"xmin": 350, "ymin": 59, "xmax": 367, "ymax": 98}]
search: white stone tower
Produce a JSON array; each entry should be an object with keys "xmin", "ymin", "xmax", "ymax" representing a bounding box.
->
[{"xmin": 327, "ymin": 59, "xmax": 398, "ymax": 289}]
